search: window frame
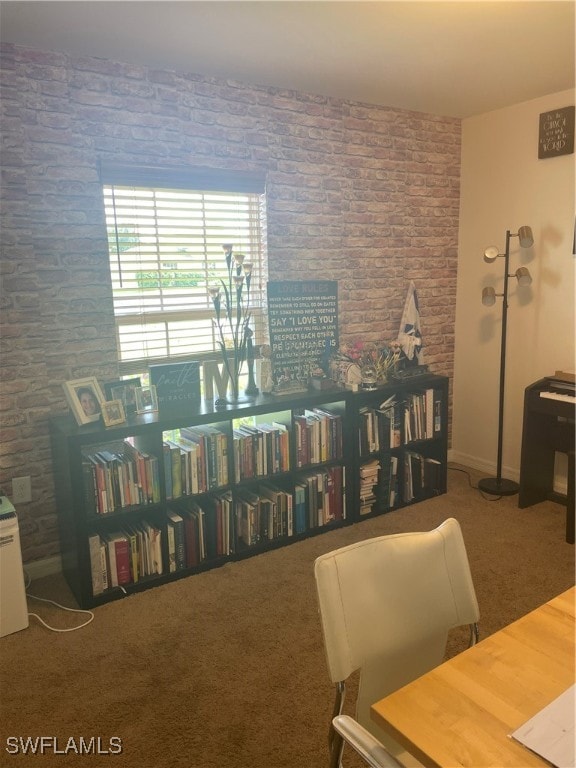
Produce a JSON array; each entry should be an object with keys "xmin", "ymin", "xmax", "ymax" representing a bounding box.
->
[{"xmin": 100, "ymin": 162, "xmax": 268, "ymax": 378}]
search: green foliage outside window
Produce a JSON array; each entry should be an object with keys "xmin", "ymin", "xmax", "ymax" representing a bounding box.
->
[
  {"xmin": 135, "ymin": 270, "xmax": 205, "ymax": 289},
  {"xmin": 107, "ymin": 226, "xmax": 139, "ymax": 253}
]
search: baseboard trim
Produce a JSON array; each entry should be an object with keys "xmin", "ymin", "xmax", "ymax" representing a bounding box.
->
[
  {"xmin": 23, "ymin": 555, "xmax": 62, "ymax": 581},
  {"xmin": 448, "ymin": 450, "xmax": 568, "ymax": 495},
  {"xmin": 448, "ymin": 450, "xmax": 520, "ymax": 482}
]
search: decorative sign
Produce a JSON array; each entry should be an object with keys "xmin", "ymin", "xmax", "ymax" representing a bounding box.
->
[
  {"xmin": 149, "ymin": 362, "xmax": 200, "ymax": 412},
  {"xmin": 267, "ymin": 280, "xmax": 338, "ymax": 385},
  {"xmin": 538, "ymin": 106, "xmax": 574, "ymax": 159}
]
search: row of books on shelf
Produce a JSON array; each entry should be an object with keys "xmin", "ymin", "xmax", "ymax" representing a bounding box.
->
[
  {"xmin": 164, "ymin": 425, "xmax": 229, "ymax": 498},
  {"xmin": 294, "ymin": 407, "xmax": 343, "ymax": 468},
  {"xmin": 358, "ymin": 396, "xmax": 401, "ymax": 455},
  {"xmin": 403, "ymin": 389, "xmax": 442, "ymax": 443},
  {"xmin": 358, "ymin": 451, "xmax": 443, "ymax": 516},
  {"xmin": 233, "ymin": 421, "xmax": 290, "ymax": 480},
  {"xmin": 404, "ymin": 451, "xmax": 442, "ymax": 502},
  {"xmin": 88, "ymin": 519, "xmax": 163, "ymax": 595},
  {"xmin": 236, "ymin": 465, "xmax": 346, "ymax": 547},
  {"xmin": 88, "ymin": 465, "xmax": 346, "ymax": 596},
  {"xmin": 358, "ymin": 456, "xmax": 399, "ymax": 516},
  {"xmin": 82, "ymin": 441, "xmax": 161, "ymax": 516},
  {"xmin": 358, "ymin": 390, "xmax": 442, "ymax": 456}
]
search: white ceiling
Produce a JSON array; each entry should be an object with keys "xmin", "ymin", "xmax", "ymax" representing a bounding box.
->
[{"xmin": 0, "ymin": 1, "xmax": 574, "ymax": 118}]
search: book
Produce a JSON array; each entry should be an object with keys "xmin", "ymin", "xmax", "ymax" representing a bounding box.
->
[
  {"xmin": 260, "ymin": 483, "xmax": 289, "ymax": 540},
  {"xmin": 166, "ymin": 515, "xmax": 176, "ymax": 572},
  {"xmin": 164, "ymin": 440, "xmax": 183, "ymax": 498},
  {"xmin": 433, "ymin": 397, "xmax": 442, "ymax": 433},
  {"xmin": 235, "ymin": 488, "xmax": 260, "ymax": 547},
  {"xmin": 88, "ymin": 533, "xmax": 104, "ymax": 595},
  {"xmin": 142, "ymin": 521, "xmax": 163, "ymax": 575},
  {"xmin": 167, "ymin": 510, "xmax": 187, "ymax": 572},
  {"xmin": 293, "ymin": 414, "xmax": 310, "ymax": 467},
  {"xmin": 294, "ymin": 481, "xmax": 307, "ymax": 535},
  {"xmin": 105, "ymin": 532, "xmax": 131, "ymax": 587},
  {"xmin": 178, "ymin": 427, "xmax": 208, "ymax": 491},
  {"xmin": 425, "ymin": 388, "xmax": 434, "ymax": 439},
  {"xmin": 123, "ymin": 525, "xmax": 140, "ymax": 583},
  {"xmin": 271, "ymin": 420, "xmax": 291, "ymax": 472},
  {"xmin": 424, "ymin": 457, "xmax": 442, "ymax": 493}
]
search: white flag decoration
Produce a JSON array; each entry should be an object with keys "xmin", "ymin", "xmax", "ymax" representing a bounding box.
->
[{"xmin": 397, "ymin": 281, "xmax": 423, "ymax": 363}]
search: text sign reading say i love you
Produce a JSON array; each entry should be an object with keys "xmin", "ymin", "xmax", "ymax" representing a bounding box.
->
[{"xmin": 267, "ymin": 280, "xmax": 338, "ymax": 383}]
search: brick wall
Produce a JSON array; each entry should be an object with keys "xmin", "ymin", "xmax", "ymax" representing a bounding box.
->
[{"xmin": 0, "ymin": 43, "xmax": 461, "ymax": 563}]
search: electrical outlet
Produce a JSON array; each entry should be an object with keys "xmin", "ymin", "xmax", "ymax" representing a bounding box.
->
[{"xmin": 12, "ymin": 476, "xmax": 32, "ymax": 504}]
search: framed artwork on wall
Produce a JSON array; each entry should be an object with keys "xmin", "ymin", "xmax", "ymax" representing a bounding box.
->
[{"xmin": 62, "ymin": 377, "xmax": 105, "ymax": 426}]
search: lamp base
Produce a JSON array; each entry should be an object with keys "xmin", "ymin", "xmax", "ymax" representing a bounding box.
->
[{"xmin": 478, "ymin": 477, "xmax": 520, "ymax": 496}]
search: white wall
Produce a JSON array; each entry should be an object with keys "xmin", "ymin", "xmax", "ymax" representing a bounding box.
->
[{"xmin": 452, "ymin": 89, "xmax": 575, "ymax": 489}]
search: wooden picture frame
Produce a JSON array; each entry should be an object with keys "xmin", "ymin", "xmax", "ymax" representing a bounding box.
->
[
  {"xmin": 62, "ymin": 377, "xmax": 105, "ymax": 426},
  {"xmin": 101, "ymin": 399, "xmax": 126, "ymax": 428},
  {"xmin": 104, "ymin": 377, "xmax": 141, "ymax": 415}
]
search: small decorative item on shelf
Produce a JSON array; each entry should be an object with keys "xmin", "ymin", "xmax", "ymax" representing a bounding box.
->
[
  {"xmin": 256, "ymin": 344, "xmax": 274, "ymax": 394},
  {"xmin": 209, "ymin": 244, "xmax": 254, "ymax": 404},
  {"xmin": 135, "ymin": 384, "xmax": 158, "ymax": 414},
  {"xmin": 310, "ymin": 365, "xmax": 334, "ymax": 391},
  {"xmin": 101, "ymin": 399, "xmax": 126, "ymax": 428},
  {"xmin": 330, "ymin": 340, "xmax": 403, "ymax": 389},
  {"xmin": 360, "ymin": 363, "xmax": 378, "ymax": 391},
  {"xmin": 244, "ymin": 327, "xmax": 259, "ymax": 396}
]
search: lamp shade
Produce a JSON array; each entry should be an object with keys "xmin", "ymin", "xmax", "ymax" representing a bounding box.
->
[
  {"xmin": 484, "ymin": 246, "xmax": 500, "ymax": 262},
  {"xmin": 518, "ymin": 226, "xmax": 534, "ymax": 248},
  {"xmin": 515, "ymin": 267, "xmax": 532, "ymax": 286},
  {"xmin": 482, "ymin": 286, "xmax": 496, "ymax": 306}
]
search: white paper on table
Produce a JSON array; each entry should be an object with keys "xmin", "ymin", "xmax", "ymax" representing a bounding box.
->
[{"xmin": 510, "ymin": 685, "xmax": 575, "ymax": 768}]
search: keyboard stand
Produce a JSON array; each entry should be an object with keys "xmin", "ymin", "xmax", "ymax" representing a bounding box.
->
[{"xmin": 519, "ymin": 377, "xmax": 575, "ymax": 544}]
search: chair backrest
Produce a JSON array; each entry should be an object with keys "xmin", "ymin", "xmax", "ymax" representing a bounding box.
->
[{"xmin": 314, "ymin": 518, "xmax": 479, "ymax": 734}]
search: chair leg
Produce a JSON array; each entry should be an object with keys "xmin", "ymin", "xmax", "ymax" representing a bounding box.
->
[{"xmin": 329, "ymin": 681, "xmax": 346, "ymax": 768}]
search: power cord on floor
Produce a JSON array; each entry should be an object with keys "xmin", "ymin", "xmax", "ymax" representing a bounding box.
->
[
  {"xmin": 24, "ymin": 571, "xmax": 94, "ymax": 633},
  {"xmin": 447, "ymin": 464, "xmax": 503, "ymax": 501}
]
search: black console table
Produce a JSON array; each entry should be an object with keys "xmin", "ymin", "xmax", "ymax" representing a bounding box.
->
[{"xmin": 518, "ymin": 376, "xmax": 575, "ymax": 544}]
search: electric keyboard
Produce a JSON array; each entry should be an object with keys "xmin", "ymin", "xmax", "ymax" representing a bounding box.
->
[{"xmin": 540, "ymin": 391, "xmax": 576, "ymax": 403}]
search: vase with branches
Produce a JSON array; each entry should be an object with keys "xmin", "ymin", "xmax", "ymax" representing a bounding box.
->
[{"xmin": 209, "ymin": 244, "xmax": 253, "ymax": 402}]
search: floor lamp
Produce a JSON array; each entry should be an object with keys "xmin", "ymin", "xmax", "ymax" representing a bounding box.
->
[{"xmin": 478, "ymin": 225, "xmax": 534, "ymax": 496}]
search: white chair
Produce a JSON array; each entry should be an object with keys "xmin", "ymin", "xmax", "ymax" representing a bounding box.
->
[
  {"xmin": 314, "ymin": 518, "xmax": 479, "ymax": 767},
  {"xmin": 332, "ymin": 716, "xmax": 403, "ymax": 768}
]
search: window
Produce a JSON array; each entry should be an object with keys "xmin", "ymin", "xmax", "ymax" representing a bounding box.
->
[{"xmin": 101, "ymin": 163, "xmax": 267, "ymax": 377}]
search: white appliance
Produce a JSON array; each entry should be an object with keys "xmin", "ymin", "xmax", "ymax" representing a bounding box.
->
[{"xmin": 0, "ymin": 496, "xmax": 29, "ymax": 637}]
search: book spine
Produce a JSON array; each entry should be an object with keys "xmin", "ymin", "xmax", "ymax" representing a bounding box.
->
[
  {"xmin": 115, "ymin": 538, "xmax": 132, "ymax": 585},
  {"xmin": 88, "ymin": 534, "xmax": 104, "ymax": 595}
]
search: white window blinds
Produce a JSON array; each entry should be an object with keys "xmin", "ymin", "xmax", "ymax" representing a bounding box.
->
[{"xmin": 101, "ymin": 164, "xmax": 267, "ymax": 376}]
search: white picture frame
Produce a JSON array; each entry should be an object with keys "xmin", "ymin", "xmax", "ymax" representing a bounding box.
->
[
  {"xmin": 62, "ymin": 377, "xmax": 105, "ymax": 426},
  {"xmin": 135, "ymin": 384, "xmax": 158, "ymax": 414}
]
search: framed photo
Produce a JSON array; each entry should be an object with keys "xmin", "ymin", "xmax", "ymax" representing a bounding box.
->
[
  {"xmin": 101, "ymin": 399, "xmax": 126, "ymax": 428},
  {"xmin": 135, "ymin": 384, "xmax": 158, "ymax": 414},
  {"xmin": 104, "ymin": 377, "xmax": 141, "ymax": 415},
  {"xmin": 62, "ymin": 377, "xmax": 105, "ymax": 426}
]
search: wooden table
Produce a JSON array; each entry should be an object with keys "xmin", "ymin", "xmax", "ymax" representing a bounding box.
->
[{"xmin": 371, "ymin": 587, "xmax": 575, "ymax": 767}]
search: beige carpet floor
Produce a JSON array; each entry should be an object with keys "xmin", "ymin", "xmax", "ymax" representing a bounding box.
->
[{"xmin": 1, "ymin": 465, "xmax": 574, "ymax": 767}]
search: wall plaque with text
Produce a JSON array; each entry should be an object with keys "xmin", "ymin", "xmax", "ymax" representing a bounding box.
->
[
  {"xmin": 538, "ymin": 106, "xmax": 574, "ymax": 159},
  {"xmin": 267, "ymin": 280, "xmax": 338, "ymax": 384}
]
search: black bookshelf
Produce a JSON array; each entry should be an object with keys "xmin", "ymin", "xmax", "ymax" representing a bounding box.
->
[{"xmin": 50, "ymin": 375, "xmax": 448, "ymax": 608}]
